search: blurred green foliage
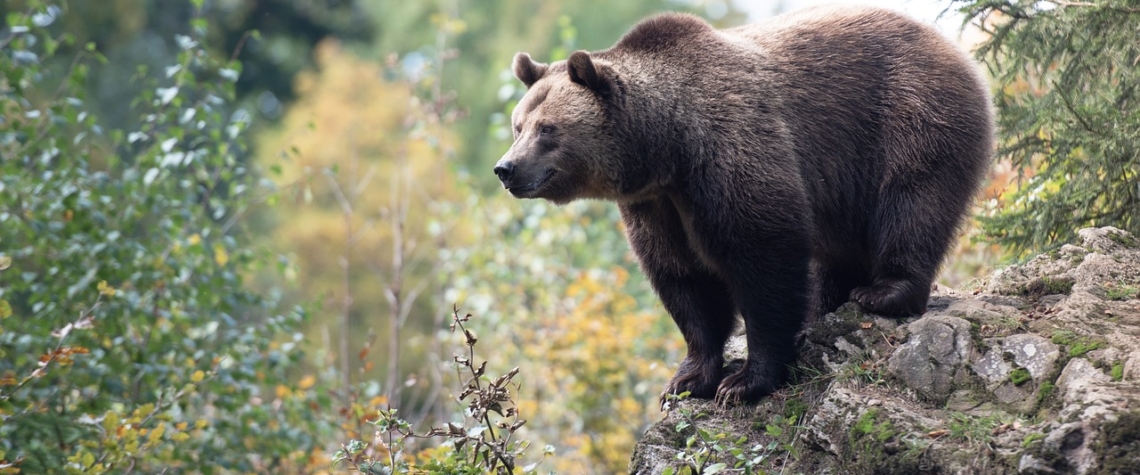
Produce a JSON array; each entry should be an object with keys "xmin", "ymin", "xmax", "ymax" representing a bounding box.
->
[
  {"xmin": 0, "ymin": 0, "xmax": 372, "ymax": 128},
  {"xmin": 2, "ymin": 1, "xmax": 745, "ymax": 473},
  {"xmin": 955, "ymin": 0, "xmax": 1140, "ymax": 255},
  {"xmin": 0, "ymin": 3, "xmax": 342, "ymax": 472}
]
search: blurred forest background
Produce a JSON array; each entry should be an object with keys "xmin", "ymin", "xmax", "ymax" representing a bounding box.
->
[{"xmin": 1, "ymin": 0, "xmax": 1136, "ymax": 473}]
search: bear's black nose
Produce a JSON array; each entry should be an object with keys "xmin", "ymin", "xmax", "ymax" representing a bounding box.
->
[{"xmin": 493, "ymin": 161, "xmax": 515, "ymax": 182}]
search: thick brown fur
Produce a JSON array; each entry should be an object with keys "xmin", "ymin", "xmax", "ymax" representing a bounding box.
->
[{"xmin": 494, "ymin": 6, "xmax": 994, "ymax": 404}]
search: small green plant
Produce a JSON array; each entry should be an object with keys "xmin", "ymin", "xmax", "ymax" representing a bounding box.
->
[
  {"xmin": 1022, "ymin": 433, "xmax": 1046, "ymax": 448},
  {"xmin": 838, "ymin": 354, "xmax": 886, "ymax": 386},
  {"xmin": 948, "ymin": 413, "xmax": 1003, "ymax": 444},
  {"xmin": 1036, "ymin": 380, "xmax": 1057, "ymax": 408},
  {"xmin": 1111, "ymin": 362, "xmax": 1124, "ymax": 382},
  {"xmin": 663, "ymin": 392, "xmax": 798, "ymax": 475},
  {"xmin": 784, "ymin": 398, "xmax": 808, "ymax": 425},
  {"xmin": 850, "ymin": 408, "xmax": 896, "ymax": 443},
  {"xmin": 1009, "ymin": 368, "xmax": 1032, "ymax": 386},
  {"xmin": 1103, "ymin": 284, "xmax": 1139, "ymax": 301},
  {"xmin": 333, "ymin": 308, "xmax": 547, "ymax": 474}
]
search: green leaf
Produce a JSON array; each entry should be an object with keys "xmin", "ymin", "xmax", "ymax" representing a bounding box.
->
[{"xmin": 703, "ymin": 463, "xmax": 728, "ymax": 474}]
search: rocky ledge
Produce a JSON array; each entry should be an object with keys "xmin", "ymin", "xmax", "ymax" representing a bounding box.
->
[{"xmin": 630, "ymin": 227, "xmax": 1140, "ymax": 475}]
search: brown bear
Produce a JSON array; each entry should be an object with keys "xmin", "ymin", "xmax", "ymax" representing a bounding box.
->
[{"xmin": 494, "ymin": 6, "xmax": 993, "ymax": 403}]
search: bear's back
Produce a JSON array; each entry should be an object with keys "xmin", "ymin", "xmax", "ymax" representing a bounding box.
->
[{"xmin": 725, "ymin": 5, "xmax": 989, "ymax": 128}]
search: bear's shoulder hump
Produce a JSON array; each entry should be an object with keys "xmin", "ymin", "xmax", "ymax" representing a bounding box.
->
[{"xmin": 616, "ymin": 13, "xmax": 714, "ymax": 53}]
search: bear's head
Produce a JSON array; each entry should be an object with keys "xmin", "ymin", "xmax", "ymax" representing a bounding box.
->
[{"xmin": 494, "ymin": 51, "xmax": 625, "ymax": 205}]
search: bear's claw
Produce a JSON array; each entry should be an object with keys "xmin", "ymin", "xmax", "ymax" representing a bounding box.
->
[
  {"xmin": 850, "ymin": 279, "xmax": 927, "ymax": 317},
  {"xmin": 659, "ymin": 359, "xmax": 723, "ymax": 410},
  {"xmin": 714, "ymin": 362, "xmax": 781, "ymax": 406}
]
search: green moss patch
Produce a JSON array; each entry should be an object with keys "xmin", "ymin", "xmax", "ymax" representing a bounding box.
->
[
  {"xmin": 1023, "ymin": 277, "xmax": 1076, "ymax": 297},
  {"xmin": 1106, "ymin": 231, "xmax": 1140, "ymax": 248},
  {"xmin": 1051, "ymin": 330, "xmax": 1104, "ymax": 357},
  {"xmin": 1095, "ymin": 411, "xmax": 1140, "ymax": 474},
  {"xmin": 1010, "ymin": 368, "xmax": 1033, "ymax": 386}
]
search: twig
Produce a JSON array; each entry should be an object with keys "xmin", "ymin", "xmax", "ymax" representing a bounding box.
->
[{"xmin": 0, "ymin": 299, "xmax": 102, "ymax": 401}]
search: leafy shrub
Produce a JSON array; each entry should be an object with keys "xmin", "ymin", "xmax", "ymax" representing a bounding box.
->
[{"xmin": 0, "ymin": 2, "xmax": 337, "ymax": 472}]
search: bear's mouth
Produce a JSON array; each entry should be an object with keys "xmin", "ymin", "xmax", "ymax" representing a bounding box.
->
[{"xmin": 508, "ymin": 169, "xmax": 556, "ymax": 197}]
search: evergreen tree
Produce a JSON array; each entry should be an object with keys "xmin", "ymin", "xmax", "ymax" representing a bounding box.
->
[{"xmin": 955, "ymin": 0, "xmax": 1140, "ymax": 255}]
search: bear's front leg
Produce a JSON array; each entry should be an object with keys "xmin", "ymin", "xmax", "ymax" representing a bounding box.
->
[
  {"xmin": 653, "ymin": 273, "xmax": 737, "ymax": 405},
  {"xmin": 707, "ymin": 224, "xmax": 812, "ymax": 404},
  {"xmin": 619, "ymin": 199, "xmax": 738, "ymax": 408},
  {"xmin": 711, "ymin": 236, "xmax": 811, "ymax": 400}
]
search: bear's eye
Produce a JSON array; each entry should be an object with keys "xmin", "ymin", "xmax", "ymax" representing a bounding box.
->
[{"xmin": 539, "ymin": 125, "xmax": 555, "ymax": 135}]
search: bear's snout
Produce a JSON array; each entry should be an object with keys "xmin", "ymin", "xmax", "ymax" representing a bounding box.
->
[
  {"xmin": 493, "ymin": 156, "xmax": 558, "ymax": 199},
  {"xmin": 493, "ymin": 159, "xmax": 516, "ymax": 182}
]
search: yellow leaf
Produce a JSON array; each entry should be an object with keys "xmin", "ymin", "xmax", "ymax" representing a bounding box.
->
[
  {"xmin": 0, "ymin": 255, "xmax": 10, "ymax": 271},
  {"xmin": 213, "ymin": 244, "xmax": 229, "ymax": 266},
  {"xmin": 131, "ymin": 404, "xmax": 154, "ymax": 424},
  {"xmin": 297, "ymin": 375, "xmax": 316, "ymax": 390},
  {"xmin": 97, "ymin": 280, "xmax": 116, "ymax": 297},
  {"xmin": 191, "ymin": 370, "xmax": 205, "ymax": 383},
  {"xmin": 80, "ymin": 451, "xmax": 95, "ymax": 468},
  {"xmin": 368, "ymin": 395, "xmax": 388, "ymax": 407},
  {"xmin": 172, "ymin": 432, "xmax": 190, "ymax": 442},
  {"xmin": 175, "ymin": 421, "xmax": 188, "ymax": 431},
  {"xmin": 195, "ymin": 419, "xmax": 208, "ymax": 429},
  {"xmin": 276, "ymin": 385, "xmax": 290, "ymax": 399},
  {"xmin": 103, "ymin": 411, "xmax": 120, "ymax": 435},
  {"xmin": 0, "ymin": 300, "xmax": 10, "ymax": 319},
  {"xmin": 188, "ymin": 233, "xmax": 201, "ymax": 246},
  {"xmin": 148, "ymin": 423, "xmax": 165, "ymax": 444}
]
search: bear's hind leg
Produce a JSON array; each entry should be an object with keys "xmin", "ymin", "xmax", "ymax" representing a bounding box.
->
[
  {"xmin": 814, "ymin": 258, "xmax": 871, "ymax": 319},
  {"xmin": 852, "ymin": 184, "xmax": 963, "ymax": 317}
]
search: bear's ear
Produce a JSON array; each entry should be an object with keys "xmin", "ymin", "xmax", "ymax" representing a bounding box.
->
[
  {"xmin": 567, "ymin": 50, "xmax": 612, "ymax": 96},
  {"xmin": 513, "ymin": 52, "xmax": 548, "ymax": 88}
]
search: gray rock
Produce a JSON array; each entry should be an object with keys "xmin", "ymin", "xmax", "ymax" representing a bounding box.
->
[
  {"xmin": 630, "ymin": 228, "xmax": 1140, "ymax": 475},
  {"xmin": 1004, "ymin": 334, "xmax": 1062, "ymax": 379},
  {"xmin": 973, "ymin": 334, "xmax": 1061, "ymax": 408},
  {"xmin": 887, "ymin": 315, "xmax": 973, "ymax": 402},
  {"xmin": 1018, "ymin": 453, "xmax": 1059, "ymax": 474}
]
